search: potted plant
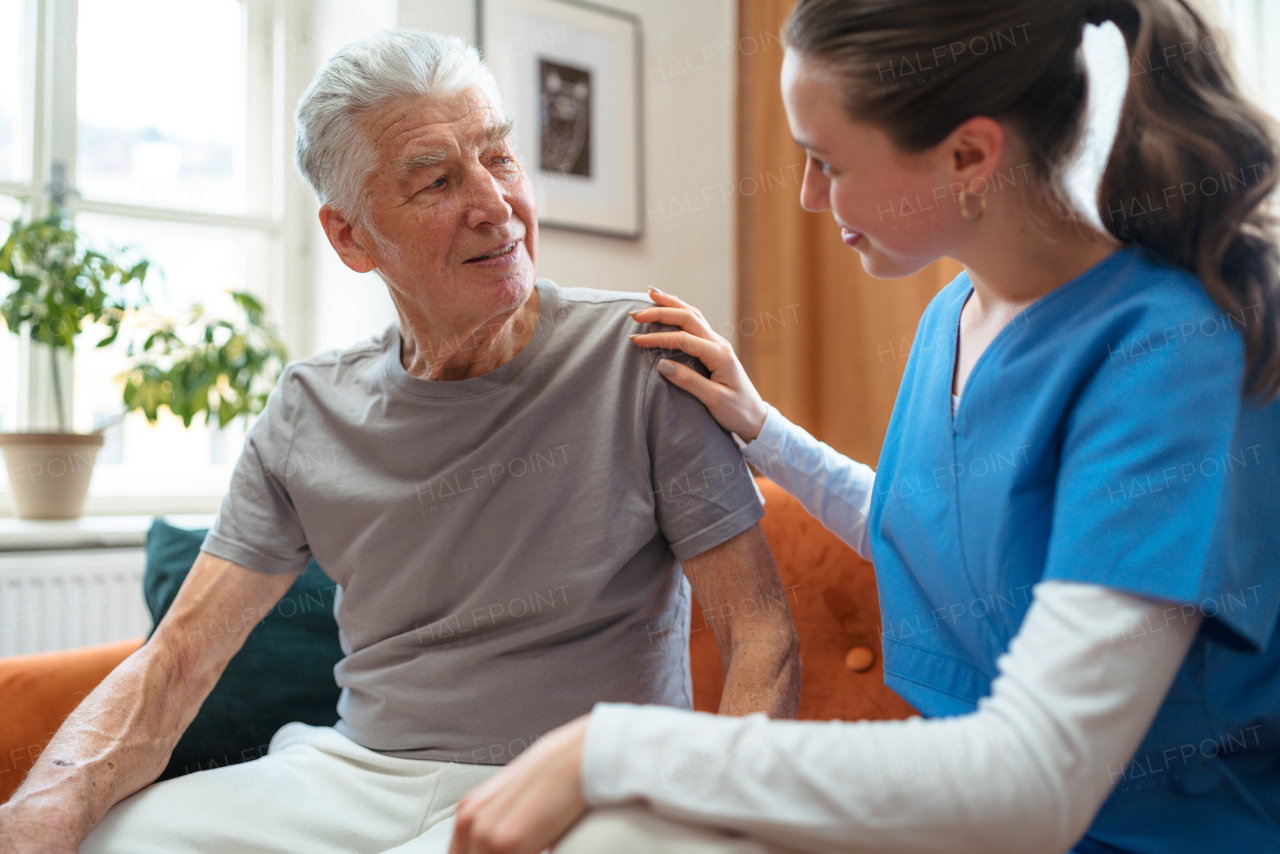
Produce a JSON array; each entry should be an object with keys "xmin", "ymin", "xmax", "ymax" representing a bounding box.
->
[
  {"xmin": 0, "ymin": 208, "xmax": 289, "ymax": 519},
  {"xmin": 0, "ymin": 207, "xmax": 147, "ymax": 519},
  {"xmin": 118, "ymin": 291, "xmax": 288, "ymax": 430}
]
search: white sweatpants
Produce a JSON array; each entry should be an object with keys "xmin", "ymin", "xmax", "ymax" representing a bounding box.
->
[
  {"xmin": 559, "ymin": 807, "xmax": 810, "ymax": 854},
  {"xmin": 82, "ymin": 722, "xmax": 804, "ymax": 854},
  {"xmin": 82, "ymin": 722, "xmax": 502, "ymax": 854}
]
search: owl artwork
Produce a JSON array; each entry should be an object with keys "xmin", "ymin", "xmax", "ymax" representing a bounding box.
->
[{"xmin": 538, "ymin": 59, "xmax": 592, "ymax": 177}]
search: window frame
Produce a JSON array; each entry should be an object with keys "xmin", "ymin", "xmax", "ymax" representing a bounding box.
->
[
  {"xmin": 1219, "ymin": 0, "xmax": 1280, "ymax": 117},
  {"xmin": 0, "ymin": 0, "xmax": 39, "ymax": 201},
  {"xmin": 0, "ymin": 0, "xmax": 315, "ymax": 517}
]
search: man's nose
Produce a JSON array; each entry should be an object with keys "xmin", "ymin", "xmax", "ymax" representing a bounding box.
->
[{"xmin": 462, "ymin": 165, "xmax": 513, "ymax": 229}]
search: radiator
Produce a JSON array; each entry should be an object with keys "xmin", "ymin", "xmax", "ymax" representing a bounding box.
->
[{"xmin": 0, "ymin": 548, "xmax": 152, "ymax": 656}]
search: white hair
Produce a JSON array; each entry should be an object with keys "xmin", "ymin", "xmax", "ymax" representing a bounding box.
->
[{"xmin": 294, "ymin": 29, "xmax": 507, "ymax": 233}]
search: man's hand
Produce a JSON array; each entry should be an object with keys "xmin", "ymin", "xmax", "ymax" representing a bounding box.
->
[{"xmin": 449, "ymin": 716, "xmax": 590, "ymax": 854}]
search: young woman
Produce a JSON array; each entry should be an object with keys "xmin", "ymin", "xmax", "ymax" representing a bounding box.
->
[{"xmin": 449, "ymin": 1, "xmax": 1280, "ymax": 852}]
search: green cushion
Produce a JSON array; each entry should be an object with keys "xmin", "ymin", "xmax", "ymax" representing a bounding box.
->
[{"xmin": 144, "ymin": 519, "xmax": 343, "ymax": 780}]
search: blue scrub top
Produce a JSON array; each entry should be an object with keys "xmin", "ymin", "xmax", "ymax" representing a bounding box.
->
[{"xmin": 869, "ymin": 247, "xmax": 1280, "ymax": 853}]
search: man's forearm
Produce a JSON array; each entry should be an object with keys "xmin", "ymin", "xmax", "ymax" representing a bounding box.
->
[
  {"xmin": 1, "ymin": 640, "xmax": 202, "ymax": 844},
  {"xmin": 681, "ymin": 524, "xmax": 802, "ymax": 720},
  {"xmin": 717, "ymin": 626, "xmax": 802, "ymax": 718},
  {"xmin": 0, "ymin": 554, "xmax": 293, "ymax": 851}
]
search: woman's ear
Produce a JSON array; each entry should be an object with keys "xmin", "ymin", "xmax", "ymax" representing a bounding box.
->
[
  {"xmin": 319, "ymin": 205, "xmax": 379, "ymax": 274},
  {"xmin": 945, "ymin": 116, "xmax": 1006, "ymax": 192}
]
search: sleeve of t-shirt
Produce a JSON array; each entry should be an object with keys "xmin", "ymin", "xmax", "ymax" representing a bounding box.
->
[
  {"xmin": 1042, "ymin": 287, "xmax": 1280, "ymax": 650},
  {"xmin": 200, "ymin": 368, "xmax": 312, "ymax": 576},
  {"xmin": 644, "ymin": 356, "xmax": 765, "ymax": 561}
]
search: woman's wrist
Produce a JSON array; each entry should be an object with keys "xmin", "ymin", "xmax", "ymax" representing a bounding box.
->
[{"xmin": 736, "ymin": 398, "xmax": 769, "ymax": 443}]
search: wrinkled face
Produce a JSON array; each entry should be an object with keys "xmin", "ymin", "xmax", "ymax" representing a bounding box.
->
[
  {"xmin": 358, "ymin": 89, "xmax": 538, "ymax": 323},
  {"xmin": 780, "ymin": 49, "xmax": 961, "ymax": 279}
]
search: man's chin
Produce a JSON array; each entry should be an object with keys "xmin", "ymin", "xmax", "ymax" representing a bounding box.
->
[{"xmin": 478, "ymin": 263, "xmax": 537, "ymax": 313}]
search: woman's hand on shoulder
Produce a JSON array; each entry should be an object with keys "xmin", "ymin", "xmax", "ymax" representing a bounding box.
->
[{"xmin": 629, "ymin": 287, "xmax": 768, "ymax": 442}]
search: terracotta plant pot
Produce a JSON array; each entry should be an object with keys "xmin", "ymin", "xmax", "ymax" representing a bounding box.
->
[{"xmin": 0, "ymin": 433, "xmax": 105, "ymax": 520}]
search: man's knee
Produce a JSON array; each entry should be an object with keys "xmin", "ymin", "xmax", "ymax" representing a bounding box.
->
[
  {"xmin": 80, "ymin": 775, "xmax": 209, "ymax": 854},
  {"xmin": 80, "ymin": 804, "xmax": 137, "ymax": 854},
  {"xmin": 555, "ymin": 806, "xmax": 780, "ymax": 854},
  {"xmin": 556, "ymin": 807, "xmax": 639, "ymax": 853}
]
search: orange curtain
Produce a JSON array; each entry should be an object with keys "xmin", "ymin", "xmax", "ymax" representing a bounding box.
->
[{"xmin": 737, "ymin": 0, "xmax": 963, "ymax": 466}]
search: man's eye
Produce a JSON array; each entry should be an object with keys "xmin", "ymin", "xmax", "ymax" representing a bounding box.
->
[{"xmin": 421, "ymin": 177, "xmax": 447, "ymax": 192}]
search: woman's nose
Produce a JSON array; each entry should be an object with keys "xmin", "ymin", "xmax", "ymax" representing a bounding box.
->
[{"xmin": 799, "ymin": 158, "xmax": 830, "ymax": 213}]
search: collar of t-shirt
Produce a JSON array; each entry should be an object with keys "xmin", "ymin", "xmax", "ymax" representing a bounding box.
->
[{"xmin": 382, "ymin": 279, "xmax": 562, "ymax": 400}]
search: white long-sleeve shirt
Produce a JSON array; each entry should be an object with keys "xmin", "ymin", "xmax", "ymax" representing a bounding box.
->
[{"xmin": 581, "ymin": 406, "xmax": 1200, "ymax": 854}]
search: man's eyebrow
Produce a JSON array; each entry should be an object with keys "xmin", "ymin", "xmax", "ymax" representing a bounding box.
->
[
  {"xmin": 394, "ymin": 120, "xmax": 516, "ymax": 179},
  {"xmin": 484, "ymin": 119, "xmax": 515, "ymax": 146},
  {"xmin": 396, "ymin": 150, "xmax": 448, "ymax": 178}
]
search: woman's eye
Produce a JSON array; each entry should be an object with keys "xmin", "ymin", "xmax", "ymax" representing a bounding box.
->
[{"xmin": 807, "ymin": 153, "xmax": 834, "ymax": 176}]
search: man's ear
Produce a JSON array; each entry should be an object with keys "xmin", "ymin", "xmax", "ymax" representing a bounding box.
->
[
  {"xmin": 319, "ymin": 205, "xmax": 378, "ymax": 273},
  {"xmin": 943, "ymin": 116, "xmax": 1005, "ymax": 195}
]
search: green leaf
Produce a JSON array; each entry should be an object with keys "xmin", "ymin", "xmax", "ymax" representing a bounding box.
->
[{"xmin": 114, "ymin": 287, "xmax": 286, "ymax": 427}]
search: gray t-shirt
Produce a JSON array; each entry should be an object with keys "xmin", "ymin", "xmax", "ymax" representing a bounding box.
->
[{"xmin": 202, "ymin": 280, "xmax": 764, "ymax": 764}]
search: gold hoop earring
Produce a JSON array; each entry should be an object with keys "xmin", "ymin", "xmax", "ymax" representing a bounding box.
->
[{"xmin": 959, "ymin": 188, "xmax": 987, "ymax": 224}]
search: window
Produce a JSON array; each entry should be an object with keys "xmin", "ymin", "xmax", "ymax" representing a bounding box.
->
[
  {"xmin": 76, "ymin": 0, "xmax": 255, "ymax": 215},
  {"xmin": 0, "ymin": 195, "xmax": 17, "ymax": 435},
  {"xmin": 72, "ymin": 214, "xmax": 268, "ymax": 480},
  {"xmin": 1, "ymin": 0, "xmax": 308, "ymax": 516},
  {"xmin": 0, "ymin": 0, "xmax": 26, "ymax": 185},
  {"xmin": 1216, "ymin": 0, "xmax": 1280, "ymax": 118}
]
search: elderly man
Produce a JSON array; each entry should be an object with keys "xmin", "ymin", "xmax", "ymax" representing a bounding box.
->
[{"xmin": 0, "ymin": 29, "xmax": 799, "ymax": 854}]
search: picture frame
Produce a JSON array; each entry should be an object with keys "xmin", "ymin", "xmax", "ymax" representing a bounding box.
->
[{"xmin": 478, "ymin": 0, "xmax": 643, "ymax": 238}]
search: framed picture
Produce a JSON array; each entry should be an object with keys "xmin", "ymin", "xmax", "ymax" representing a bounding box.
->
[{"xmin": 478, "ymin": 0, "xmax": 643, "ymax": 238}]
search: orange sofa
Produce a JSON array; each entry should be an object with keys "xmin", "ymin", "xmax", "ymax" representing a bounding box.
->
[{"xmin": 0, "ymin": 479, "xmax": 914, "ymax": 803}]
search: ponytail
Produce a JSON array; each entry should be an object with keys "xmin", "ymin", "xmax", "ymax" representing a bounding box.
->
[{"xmin": 1092, "ymin": 0, "xmax": 1280, "ymax": 398}]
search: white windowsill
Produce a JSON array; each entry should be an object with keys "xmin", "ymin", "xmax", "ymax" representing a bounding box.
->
[{"xmin": 0, "ymin": 513, "xmax": 218, "ymax": 552}]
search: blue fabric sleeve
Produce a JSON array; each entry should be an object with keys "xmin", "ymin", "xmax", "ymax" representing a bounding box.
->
[{"xmin": 1042, "ymin": 292, "xmax": 1279, "ymax": 650}]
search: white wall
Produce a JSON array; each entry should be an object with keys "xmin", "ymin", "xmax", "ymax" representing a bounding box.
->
[
  {"xmin": 305, "ymin": 0, "xmax": 401, "ymax": 355},
  {"xmin": 303, "ymin": 0, "xmax": 741, "ymax": 355}
]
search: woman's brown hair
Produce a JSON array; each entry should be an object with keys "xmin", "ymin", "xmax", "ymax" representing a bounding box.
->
[{"xmin": 786, "ymin": 0, "xmax": 1280, "ymax": 399}]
